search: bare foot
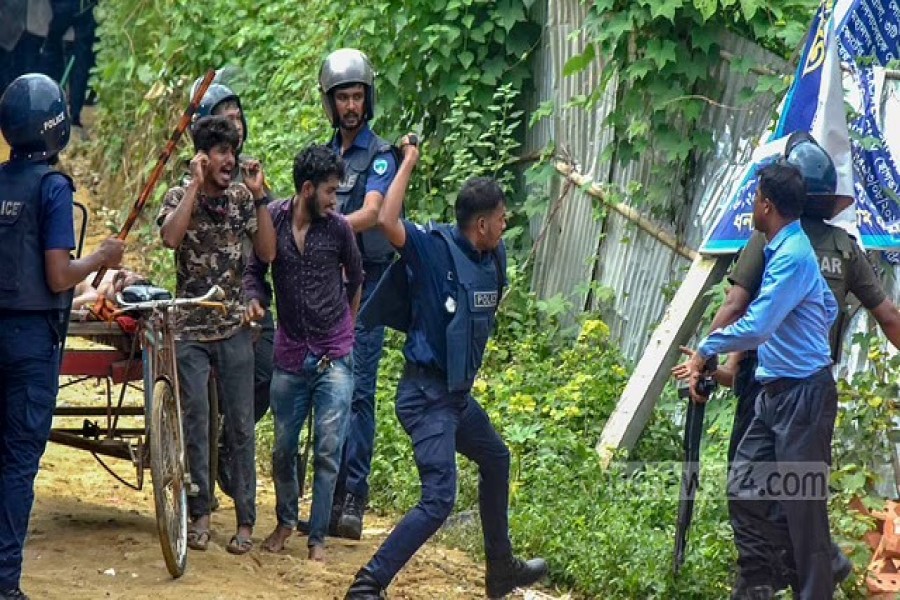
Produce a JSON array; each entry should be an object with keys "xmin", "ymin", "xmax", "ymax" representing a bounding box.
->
[
  {"xmin": 261, "ymin": 525, "xmax": 293, "ymax": 553},
  {"xmin": 308, "ymin": 543, "xmax": 325, "ymax": 562}
]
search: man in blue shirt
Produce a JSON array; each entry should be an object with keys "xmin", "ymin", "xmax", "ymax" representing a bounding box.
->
[
  {"xmin": 317, "ymin": 48, "xmax": 399, "ymax": 540},
  {"xmin": 0, "ymin": 74, "xmax": 124, "ymax": 600},
  {"xmin": 686, "ymin": 162, "xmax": 838, "ymax": 600},
  {"xmin": 344, "ymin": 138, "xmax": 547, "ymax": 600}
]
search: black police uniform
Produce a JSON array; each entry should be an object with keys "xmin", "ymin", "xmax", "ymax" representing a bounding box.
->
[
  {"xmin": 354, "ymin": 221, "xmax": 511, "ymax": 588},
  {"xmin": 0, "ymin": 74, "xmax": 74, "ymax": 597},
  {"xmin": 331, "ymin": 125, "xmax": 399, "ymax": 516}
]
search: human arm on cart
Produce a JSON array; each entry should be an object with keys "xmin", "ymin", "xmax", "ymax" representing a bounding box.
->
[{"xmin": 46, "ymin": 238, "xmax": 125, "ymax": 294}]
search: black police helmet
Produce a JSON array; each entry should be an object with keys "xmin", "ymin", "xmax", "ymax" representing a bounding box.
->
[
  {"xmin": 191, "ymin": 81, "xmax": 248, "ymax": 147},
  {"xmin": 0, "ymin": 73, "xmax": 71, "ymax": 162},
  {"xmin": 784, "ymin": 131, "xmax": 837, "ymax": 197},
  {"xmin": 784, "ymin": 131, "xmax": 840, "ymax": 218}
]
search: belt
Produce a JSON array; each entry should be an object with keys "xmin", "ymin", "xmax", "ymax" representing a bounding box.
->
[
  {"xmin": 402, "ymin": 362, "xmax": 445, "ymax": 381},
  {"xmin": 763, "ymin": 367, "xmax": 832, "ymax": 397}
]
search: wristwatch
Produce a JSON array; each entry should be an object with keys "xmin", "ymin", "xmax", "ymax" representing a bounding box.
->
[{"xmin": 254, "ymin": 194, "xmax": 270, "ymax": 209}]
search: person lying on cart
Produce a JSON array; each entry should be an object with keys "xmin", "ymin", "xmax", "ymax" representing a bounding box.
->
[
  {"xmin": 157, "ymin": 114, "xmax": 276, "ymax": 556},
  {"xmin": 71, "ymin": 268, "xmax": 150, "ymax": 310},
  {"xmin": 0, "ymin": 74, "xmax": 124, "ymax": 600}
]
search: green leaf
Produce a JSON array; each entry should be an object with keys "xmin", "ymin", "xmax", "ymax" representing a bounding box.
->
[
  {"xmin": 563, "ymin": 43, "xmax": 595, "ymax": 76},
  {"xmin": 458, "ymin": 50, "xmax": 475, "ymax": 70},
  {"xmin": 693, "ymin": 0, "xmax": 718, "ymax": 21},
  {"xmin": 650, "ymin": 0, "xmax": 684, "ymax": 22},
  {"xmin": 646, "ymin": 39, "xmax": 678, "ymax": 69},
  {"xmin": 739, "ymin": 0, "xmax": 760, "ymax": 20},
  {"xmin": 495, "ymin": 0, "xmax": 526, "ymax": 33}
]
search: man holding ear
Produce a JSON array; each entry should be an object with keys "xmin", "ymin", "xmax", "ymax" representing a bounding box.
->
[{"xmin": 157, "ymin": 115, "xmax": 276, "ymax": 556}]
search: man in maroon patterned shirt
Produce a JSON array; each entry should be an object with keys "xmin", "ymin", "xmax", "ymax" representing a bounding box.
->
[{"xmin": 244, "ymin": 144, "xmax": 363, "ymax": 561}]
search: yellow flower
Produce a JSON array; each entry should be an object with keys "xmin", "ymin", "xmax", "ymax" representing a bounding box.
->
[
  {"xmin": 473, "ymin": 379, "xmax": 488, "ymax": 395},
  {"xmin": 579, "ymin": 318, "xmax": 610, "ymax": 342},
  {"xmin": 565, "ymin": 405, "xmax": 582, "ymax": 418}
]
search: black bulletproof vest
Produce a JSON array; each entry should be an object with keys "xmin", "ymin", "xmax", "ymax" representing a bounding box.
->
[
  {"xmin": 0, "ymin": 160, "xmax": 71, "ymax": 311},
  {"xmin": 335, "ymin": 132, "xmax": 397, "ymax": 264}
]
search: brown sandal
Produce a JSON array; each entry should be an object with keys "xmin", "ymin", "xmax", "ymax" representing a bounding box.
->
[
  {"xmin": 187, "ymin": 528, "xmax": 210, "ymax": 551},
  {"xmin": 226, "ymin": 534, "xmax": 253, "ymax": 555}
]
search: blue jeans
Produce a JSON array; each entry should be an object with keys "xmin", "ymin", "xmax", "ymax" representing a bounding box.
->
[
  {"xmin": 0, "ymin": 313, "xmax": 61, "ymax": 590},
  {"xmin": 270, "ymin": 354, "xmax": 353, "ymax": 546},
  {"xmin": 338, "ymin": 261, "xmax": 388, "ymax": 501},
  {"xmin": 366, "ymin": 369, "xmax": 513, "ymax": 586}
]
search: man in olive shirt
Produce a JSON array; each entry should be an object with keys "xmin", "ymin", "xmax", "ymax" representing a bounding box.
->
[{"xmin": 701, "ymin": 133, "xmax": 900, "ymax": 596}]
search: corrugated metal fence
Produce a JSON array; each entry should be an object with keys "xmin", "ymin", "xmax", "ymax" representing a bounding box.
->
[{"xmin": 525, "ymin": 0, "xmax": 791, "ymax": 361}]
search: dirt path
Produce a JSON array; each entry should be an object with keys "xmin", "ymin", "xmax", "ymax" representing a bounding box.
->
[
  {"xmin": 2, "ymin": 131, "xmax": 496, "ymax": 600},
  {"xmin": 25, "ymin": 431, "xmax": 487, "ymax": 600}
]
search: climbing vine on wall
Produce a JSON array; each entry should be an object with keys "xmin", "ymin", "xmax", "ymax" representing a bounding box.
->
[{"xmin": 562, "ymin": 0, "xmax": 820, "ymax": 212}]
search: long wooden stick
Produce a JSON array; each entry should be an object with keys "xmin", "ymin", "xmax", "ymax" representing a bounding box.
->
[{"xmin": 91, "ymin": 69, "xmax": 215, "ymax": 289}]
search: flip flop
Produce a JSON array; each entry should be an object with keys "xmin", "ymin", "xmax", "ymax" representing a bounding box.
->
[
  {"xmin": 187, "ymin": 528, "xmax": 210, "ymax": 551},
  {"xmin": 227, "ymin": 534, "xmax": 253, "ymax": 555}
]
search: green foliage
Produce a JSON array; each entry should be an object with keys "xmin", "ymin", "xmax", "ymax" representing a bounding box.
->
[
  {"xmin": 559, "ymin": 0, "xmax": 817, "ymax": 212},
  {"xmin": 334, "ymin": 0, "xmax": 540, "ymax": 141},
  {"xmin": 89, "ymin": 0, "xmax": 541, "ymax": 278}
]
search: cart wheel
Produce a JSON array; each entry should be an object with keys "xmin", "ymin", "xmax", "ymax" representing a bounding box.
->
[{"xmin": 150, "ymin": 378, "xmax": 188, "ymax": 578}]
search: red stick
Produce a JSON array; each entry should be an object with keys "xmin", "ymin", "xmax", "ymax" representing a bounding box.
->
[{"xmin": 90, "ymin": 69, "xmax": 216, "ymax": 289}]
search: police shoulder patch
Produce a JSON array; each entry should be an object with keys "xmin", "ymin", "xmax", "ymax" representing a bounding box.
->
[{"xmin": 373, "ymin": 158, "xmax": 389, "ymax": 176}]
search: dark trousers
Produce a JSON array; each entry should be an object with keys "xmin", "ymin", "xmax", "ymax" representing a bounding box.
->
[
  {"xmin": 176, "ymin": 328, "xmax": 256, "ymax": 527},
  {"xmin": 253, "ymin": 309, "xmax": 275, "ymax": 423},
  {"xmin": 366, "ymin": 370, "xmax": 513, "ymax": 587},
  {"xmin": 38, "ymin": 0, "xmax": 96, "ymax": 124},
  {"xmin": 0, "ymin": 313, "xmax": 60, "ymax": 590},
  {"xmin": 0, "ymin": 33, "xmax": 42, "ymax": 96},
  {"xmin": 729, "ymin": 368, "xmax": 837, "ymax": 600},
  {"xmin": 336, "ymin": 261, "xmax": 388, "ymax": 501}
]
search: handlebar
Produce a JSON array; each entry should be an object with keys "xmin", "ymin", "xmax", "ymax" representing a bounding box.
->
[{"xmin": 114, "ymin": 285, "xmax": 227, "ymax": 315}]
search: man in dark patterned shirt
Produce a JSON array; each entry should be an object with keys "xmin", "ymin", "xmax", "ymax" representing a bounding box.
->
[
  {"xmin": 244, "ymin": 145, "xmax": 362, "ymax": 561},
  {"xmin": 157, "ymin": 115, "xmax": 276, "ymax": 556}
]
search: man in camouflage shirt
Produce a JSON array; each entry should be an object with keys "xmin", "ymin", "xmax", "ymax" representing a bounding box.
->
[{"xmin": 157, "ymin": 115, "xmax": 276, "ymax": 555}]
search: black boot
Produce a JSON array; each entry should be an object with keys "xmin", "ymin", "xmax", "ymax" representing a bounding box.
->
[
  {"xmin": 833, "ymin": 546, "xmax": 853, "ymax": 586},
  {"xmin": 345, "ymin": 567, "xmax": 386, "ymax": 599},
  {"xmin": 337, "ymin": 492, "xmax": 366, "ymax": 540},
  {"xmin": 485, "ymin": 555, "xmax": 548, "ymax": 598},
  {"xmin": 297, "ymin": 499, "xmax": 342, "ymax": 536},
  {"xmin": 730, "ymin": 584, "xmax": 774, "ymax": 600},
  {"xmin": 0, "ymin": 588, "xmax": 30, "ymax": 600}
]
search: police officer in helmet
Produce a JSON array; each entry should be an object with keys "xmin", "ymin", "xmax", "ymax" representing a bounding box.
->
[
  {"xmin": 318, "ymin": 48, "xmax": 399, "ymax": 540},
  {"xmin": 0, "ymin": 74, "xmax": 124, "ymax": 600},
  {"xmin": 678, "ymin": 132, "xmax": 900, "ymax": 599},
  {"xmin": 344, "ymin": 138, "xmax": 547, "ymax": 599}
]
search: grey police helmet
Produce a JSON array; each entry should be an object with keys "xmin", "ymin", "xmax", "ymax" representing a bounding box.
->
[
  {"xmin": 784, "ymin": 131, "xmax": 839, "ymax": 219},
  {"xmin": 0, "ymin": 73, "xmax": 71, "ymax": 162},
  {"xmin": 318, "ymin": 48, "xmax": 376, "ymax": 127}
]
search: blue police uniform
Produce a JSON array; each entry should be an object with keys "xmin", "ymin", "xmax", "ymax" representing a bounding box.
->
[
  {"xmin": 357, "ymin": 220, "xmax": 511, "ymax": 587},
  {"xmin": 0, "ymin": 161, "xmax": 75, "ymax": 594},
  {"xmin": 331, "ymin": 123, "xmax": 398, "ymax": 507}
]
